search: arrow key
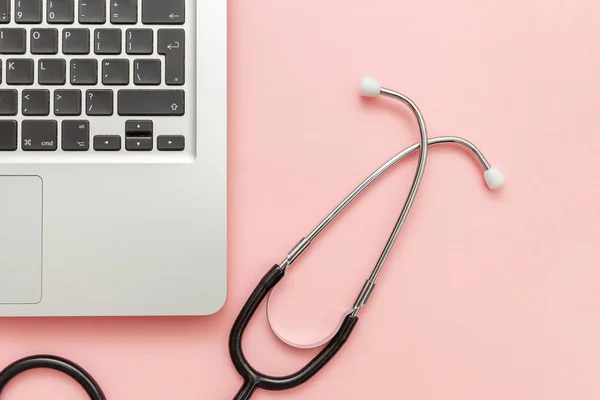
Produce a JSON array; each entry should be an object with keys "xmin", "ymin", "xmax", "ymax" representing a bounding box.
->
[
  {"xmin": 126, "ymin": 136, "xmax": 153, "ymax": 151},
  {"xmin": 94, "ymin": 135, "xmax": 121, "ymax": 151},
  {"xmin": 157, "ymin": 135, "xmax": 185, "ymax": 151},
  {"xmin": 126, "ymin": 120, "xmax": 153, "ymax": 135},
  {"xmin": 125, "ymin": 119, "xmax": 153, "ymax": 151}
]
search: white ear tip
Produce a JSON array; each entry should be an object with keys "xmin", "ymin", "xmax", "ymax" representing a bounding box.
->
[
  {"xmin": 484, "ymin": 167, "xmax": 505, "ymax": 190},
  {"xmin": 360, "ymin": 77, "xmax": 382, "ymax": 97}
]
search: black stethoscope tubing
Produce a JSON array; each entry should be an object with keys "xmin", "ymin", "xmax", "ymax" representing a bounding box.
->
[{"xmin": 0, "ymin": 354, "xmax": 105, "ymax": 399}]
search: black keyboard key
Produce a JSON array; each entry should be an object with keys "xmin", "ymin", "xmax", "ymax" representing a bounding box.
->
[
  {"xmin": 111, "ymin": 0, "xmax": 136, "ymax": 24},
  {"xmin": 63, "ymin": 28, "xmax": 90, "ymax": 54},
  {"xmin": 102, "ymin": 59, "xmax": 129, "ymax": 85},
  {"xmin": 158, "ymin": 29, "xmax": 185, "ymax": 85},
  {"xmin": 157, "ymin": 135, "xmax": 184, "ymax": 151},
  {"xmin": 126, "ymin": 28, "xmax": 152, "ymax": 55},
  {"xmin": 22, "ymin": 89, "xmax": 49, "ymax": 116},
  {"xmin": 31, "ymin": 28, "xmax": 58, "ymax": 54},
  {"xmin": 6, "ymin": 59, "xmax": 34, "ymax": 85},
  {"xmin": 0, "ymin": 28, "xmax": 26, "ymax": 54},
  {"xmin": 0, "ymin": 120, "xmax": 17, "ymax": 151},
  {"xmin": 86, "ymin": 89, "xmax": 113, "ymax": 115},
  {"xmin": 118, "ymin": 90, "xmax": 184, "ymax": 116},
  {"xmin": 54, "ymin": 89, "xmax": 81, "ymax": 115},
  {"xmin": 70, "ymin": 59, "xmax": 97, "ymax": 85},
  {"xmin": 79, "ymin": 0, "xmax": 105, "ymax": 24},
  {"xmin": 125, "ymin": 119, "xmax": 152, "ymax": 150},
  {"xmin": 126, "ymin": 136, "xmax": 152, "ymax": 151},
  {"xmin": 62, "ymin": 120, "xmax": 89, "ymax": 151},
  {"xmin": 39, "ymin": 59, "xmax": 66, "ymax": 85},
  {"xmin": 142, "ymin": 0, "xmax": 184, "ymax": 24},
  {"xmin": 94, "ymin": 135, "xmax": 121, "ymax": 151},
  {"xmin": 126, "ymin": 120, "xmax": 153, "ymax": 135},
  {"xmin": 0, "ymin": 90, "xmax": 17, "ymax": 115},
  {"xmin": 133, "ymin": 59, "xmax": 160, "ymax": 85},
  {"xmin": 22, "ymin": 120, "xmax": 57, "ymax": 151},
  {"xmin": 0, "ymin": 0, "xmax": 9, "ymax": 23},
  {"xmin": 15, "ymin": 0, "xmax": 42, "ymax": 23},
  {"xmin": 47, "ymin": 0, "xmax": 74, "ymax": 24},
  {"xmin": 95, "ymin": 28, "xmax": 121, "ymax": 54}
]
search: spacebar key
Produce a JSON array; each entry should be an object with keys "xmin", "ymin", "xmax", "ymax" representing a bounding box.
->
[{"xmin": 118, "ymin": 90, "xmax": 185, "ymax": 116}]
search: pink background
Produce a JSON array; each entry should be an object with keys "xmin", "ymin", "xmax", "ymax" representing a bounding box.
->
[{"xmin": 2, "ymin": 0, "xmax": 600, "ymax": 398}]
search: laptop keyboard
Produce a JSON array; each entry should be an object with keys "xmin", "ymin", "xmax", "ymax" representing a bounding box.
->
[{"xmin": 0, "ymin": 0, "xmax": 191, "ymax": 155}]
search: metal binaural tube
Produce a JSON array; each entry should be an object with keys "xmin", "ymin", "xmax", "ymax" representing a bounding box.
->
[{"xmin": 279, "ymin": 87, "xmax": 429, "ymax": 272}]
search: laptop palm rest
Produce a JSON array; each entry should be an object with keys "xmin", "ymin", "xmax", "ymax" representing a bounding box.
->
[{"xmin": 0, "ymin": 176, "xmax": 42, "ymax": 304}]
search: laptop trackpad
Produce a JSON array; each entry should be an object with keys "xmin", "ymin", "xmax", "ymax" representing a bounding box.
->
[{"xmin": 0, "ymin": 176, "xmax": 42, "ymax": 304}]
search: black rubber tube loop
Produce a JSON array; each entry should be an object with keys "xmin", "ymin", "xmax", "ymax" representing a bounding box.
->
[
  {"xmin": 229, "ymin": 265, "xmax": 359, "ymax": 399},
  {"xmin": 0, "ymin": 355, "xmax": 106, "ymax": 399},
  {"xmin": 0, "ymin": 266, "xmax": 358, "ymax": 400}
]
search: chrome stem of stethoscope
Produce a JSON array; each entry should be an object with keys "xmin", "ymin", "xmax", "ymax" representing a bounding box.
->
[
  {"xmin": 279, "ymin": 89, "xmax": 427, "ymax": 270},
  {"xmin": 350, "ymin": 86, "xmax": 429, "ymax": 316}
]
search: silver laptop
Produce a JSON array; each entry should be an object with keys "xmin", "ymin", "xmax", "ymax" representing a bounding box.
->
[{"xmin": 0, "ymin": 0, "xmax": 228, "ymax": 316}]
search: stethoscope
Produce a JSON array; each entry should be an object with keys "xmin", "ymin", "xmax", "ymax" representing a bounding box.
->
[{"xmin": 0, "ymin": 77, "xmax": 504, "ymax": 399}]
